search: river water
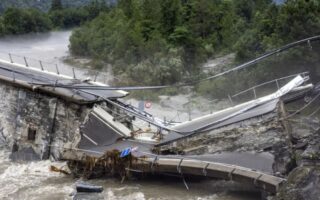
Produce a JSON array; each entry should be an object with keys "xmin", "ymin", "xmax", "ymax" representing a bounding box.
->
[{"xmin": 0, "ymin": 31, "xmax": 260, "ymax": 200}]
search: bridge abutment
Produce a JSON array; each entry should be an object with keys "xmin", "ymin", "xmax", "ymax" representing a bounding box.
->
[{"xmin": 0, "ymin": 80, "xmax": 91, "ymax": 160}]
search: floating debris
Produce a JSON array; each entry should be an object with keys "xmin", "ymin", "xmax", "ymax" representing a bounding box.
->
[
  {"xmin": 76, "ymin": 182, "xmax": 103, "ymax": 193},
  {"xmin": 50, "ymin": 165, "xmax": 70, "ymax": 175}
]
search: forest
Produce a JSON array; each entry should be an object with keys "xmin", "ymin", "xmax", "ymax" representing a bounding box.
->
[
  {"xmin": 0, "ymin": 0, "xmax": 116, "ymax": 13},
  {"xmin": 0, "ymin": 0, "xmax": 319, "ymax": 99},
  {"xmin": 0, "ymin": 0, "xmax": 110, "ymax": 35},
  {"xmin": 69, "ymin": 0, "xmax": 320, "ymax": 98}
]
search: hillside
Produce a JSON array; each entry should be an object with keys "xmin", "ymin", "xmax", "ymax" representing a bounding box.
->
[
  {"xmin": 69, "ymin": 0, "xmax": 320, "ymax": 99},
  {"xmin": 0, "ymin": 0, "xmax": 116, "ymax": 13}
]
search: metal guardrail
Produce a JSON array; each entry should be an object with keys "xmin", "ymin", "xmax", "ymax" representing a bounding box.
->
[
  {"xmin": 230, "ymin": 72, "xmax": 309, "ymax": 101},
  {"xmin": 173, "ymin": 73, "xmax": 310, "ymax": 123},
  {"xmin": 0, "ymin": 50, "xmax": 310, "ymax": 123},
  {"xmin": 0, "ymin": 51, "xmax": 116, "ymax": 85}
]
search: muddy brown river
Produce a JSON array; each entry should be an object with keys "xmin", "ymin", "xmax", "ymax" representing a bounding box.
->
[{"xmin": 0, "ymin": 31, "xmax": 261, "ymax": 200}]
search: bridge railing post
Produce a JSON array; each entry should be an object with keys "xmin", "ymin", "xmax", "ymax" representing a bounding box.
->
[
  {"xmin": 24, "ymin": 57, "xmax": 29, "ymax": 67},
  {"xmin": 275, "ymin": 79, "xmax": 280, "ymax": 90},
  {"xmin": 228, "ymin": 94, "xmax": 234, "ymax": 105},
  {"xmin": 72, "ymin": 68, "xmax": 77, "ymax": 79},
  {"xmin": 55, "ymin": 64, "xmax": 60, "ymax": 75},
  {"xmin": 253, "ymin": 87, "xmax": 257, "ymax": 99},
  {"xmin": 8, "ymin": 53, "xmax": 13, "ymax": 63},
  {"xmin": 53, "ymin": 79, "xmax": 58, "ymax": 91},
  {"xmin": 39, "ymin": 61, "xmax": 44, "ymax": 71}
]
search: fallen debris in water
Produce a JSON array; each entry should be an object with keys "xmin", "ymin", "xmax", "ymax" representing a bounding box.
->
[
  {"xmin": 49, "ymin": 165, "xmax": 70, "ymax": 175},
  {"xmin": 76, "ymin": 182, "xmax": 103, "ymax": 193},
  {"xmin": 67, "ymin": 149, "xmax": 143, "ymax": 180}
]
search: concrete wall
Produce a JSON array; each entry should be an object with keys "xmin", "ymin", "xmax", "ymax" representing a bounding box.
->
[{"xmin": 0, "ymin": 80, "xmax": 91, "ymax": 160}]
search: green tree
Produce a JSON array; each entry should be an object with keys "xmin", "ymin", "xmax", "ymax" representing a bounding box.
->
[
  {"xmin": 3, "ymin": 8, "xmax": 51, "ymax": 34},
  {"xmin": 0, "ymin": 17, "xmax": 5, "ymax": 36},
  {"xmin": 85, "ymin": 0, "xmax": 109, "ymax": 20},
  {"xmin": 276, "ymin": 0, "xmax": 320, "ymax": 41},
  {"xmin": 140, "ymin": 0, "xmax": 161, "ymax": 41},
  {"xmin": 118, "ymin": 0, "xmax": 133, "ymax": 18},
  {"xmin": 50, "ymin": 0, "xmax": 63, "ymax": 11},
  {"xmin": 160, "ymin": 0, "xmax": 182, "ymax": 36},
  {"xmin": 68, "ymin": 0, "xmax": 320, "ymax": 91}
]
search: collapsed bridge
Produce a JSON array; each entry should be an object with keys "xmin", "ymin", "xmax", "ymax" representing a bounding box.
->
[{"xmin": 0, "ymin": 36, "xmax": 319, "ymax": 195}]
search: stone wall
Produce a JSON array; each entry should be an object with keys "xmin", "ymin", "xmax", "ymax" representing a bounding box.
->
[{"xmin": 0, "ymin": 81, "xmax": 91, "ymax": 160}]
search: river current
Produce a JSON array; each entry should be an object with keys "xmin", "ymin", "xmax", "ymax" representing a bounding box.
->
[{"xmin": 0, "ymin": 31, "xmax": 259, "ymax": 200}]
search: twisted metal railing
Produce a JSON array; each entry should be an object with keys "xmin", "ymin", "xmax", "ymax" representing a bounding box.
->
[
  {"xmin": 0, "ymin": 51, "xmax": 115, "ymax": 85},
  {"xmin": 229, "ymin": 71, "xmax": 310, "ymax": 103}
]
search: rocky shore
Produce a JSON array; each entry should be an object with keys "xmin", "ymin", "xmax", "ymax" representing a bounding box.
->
[{"xmin": 273, "ymin": 115, "xmax": 320, "ymax": 200}]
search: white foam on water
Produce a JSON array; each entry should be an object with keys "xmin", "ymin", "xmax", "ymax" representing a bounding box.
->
[{"xmin": 0, "ymin": 148, "xmax": 73, "ymax": 200}]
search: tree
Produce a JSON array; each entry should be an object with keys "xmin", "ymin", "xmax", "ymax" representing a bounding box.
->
[
  {"xmin": 118, "ymin": 0, "xmax": 133, "ymax": 18},
  {"xmin": 2, "ymin": 8, "xmax": 51, "ymax": 34},
  {"xmin": 85, "ymin": 1, "xmax": 109, "ymax": 20},
  {"xmin": 276, "ymin": 0, "xmax": 320, "ymax": 41},
  {"xmin": 140, "ymin": 0, "xmax": 161, "ymax": 41},
  {"xmin": 0, "ymin": 17, "xmax": 4, "ymax": 36},
  {"xmin": 160, "ymin": 0, "xmax": 182, "ymax": 36},
  {"xmin": 50, "ymin": 0, "xmax": 63, "ymax": 11}
]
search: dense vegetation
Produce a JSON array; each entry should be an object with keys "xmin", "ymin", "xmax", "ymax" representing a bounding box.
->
[
  {"xmin": 206, "ymin": 0, "xmax": 320, "ymax": 98},
  {"xmin": 69, "ymin": 0, "xmax": 320, "ymax": 99},
  {"xmin": 70, "ymin": 0, "xmax": 239, "ymax": 85},
  {"xmin": 0, "ymin": 0, "xmax": 116, "ymax": 13},
  {"xmin": 0, "ymin": 0, "xmax": 110, "ymax": 35},
  {"xmin": 1, "ymin": 0, "xmax": 319, "ymax": 99}
]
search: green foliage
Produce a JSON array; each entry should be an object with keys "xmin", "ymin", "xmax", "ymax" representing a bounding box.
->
[
  {"xmin": 192, "ymin": 0, "xmax": 320, "ymax": 99},
  {"xmin": 160, "ymin": 0, "xmax": 182, "ymax": 36},
  {"xmin": 49, "ymin": 8, "xmax": 89, "ymax": 28},
  {"xmin": 49, "ymin": 1, "xmax": 110, "ymax": 28},
  {"xmin": 0, "ymin": 0, "xmax": 317, "ymax": 100},
  {"xmin": 0, "ymin": 17, "xmax": 5, "ymax": 36},
  {"xmin": 2, "ymin": 8, "xmax": 52, "ymax": 34},
  {"xmin": 70, "ymin": 0, "xmax": 240, "ymax": 86},
  {"xmin": 67, "ymin": 0, "xmax": 320, "ymax": 98},
  {"xmin": 276, "ymin": 0, "xmax": 320, "ymax": 41},
  {"xmin": 0, "ymin": 0, "xmax": 116, "ymax": 13},
  {"xmin": 235, "ymin": 0, "xmax": 320, "ymax": 60},
  {"xmin": 231, "ymin": 0, "xmax": 320, "ymax": 88},
  {"xmin": 50, "ymin": 0, "xmax": 63, "ymax": 11},
  {"xmin": 0, "ymin": 1, "xmax": 110, "ymax": 35}
]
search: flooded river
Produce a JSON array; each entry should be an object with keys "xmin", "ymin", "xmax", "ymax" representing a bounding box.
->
[{"xmin": 0, "ymin": 31, "xmax": 260, "ymax": 200}]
